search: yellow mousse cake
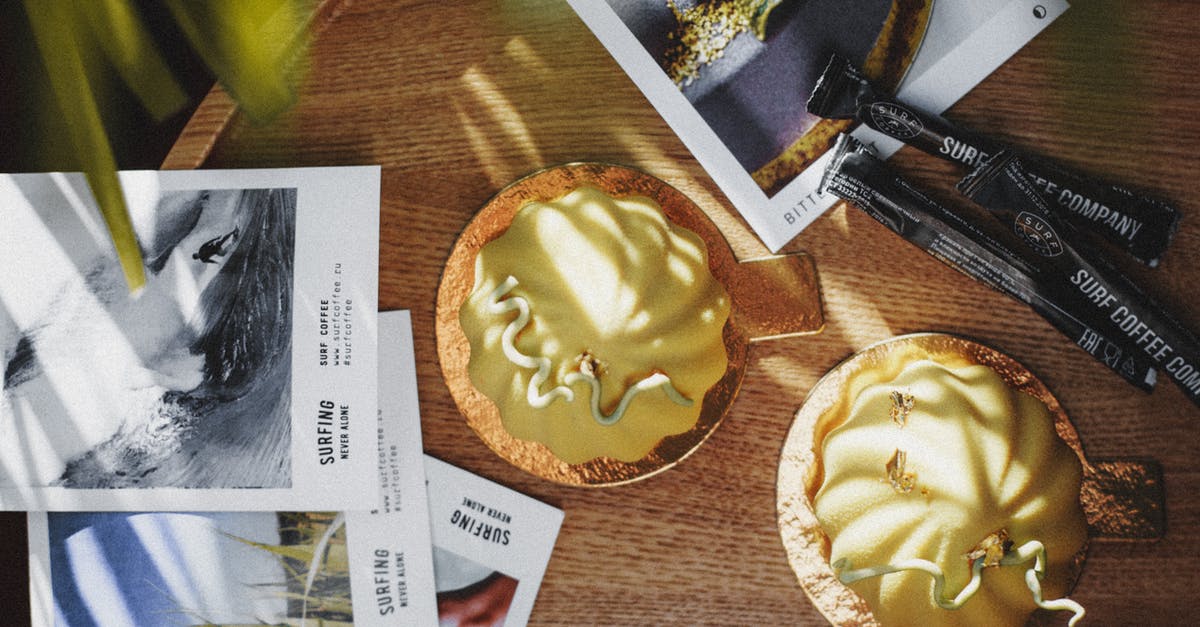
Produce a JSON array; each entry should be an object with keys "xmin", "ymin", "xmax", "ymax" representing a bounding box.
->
[
  {"xmin": 811, "ymin": 356, "xmax": 1087, "ymax": 627},
  {"xmin": 458, "ymin": 185, "xmax": 731, "ymax": 464}
]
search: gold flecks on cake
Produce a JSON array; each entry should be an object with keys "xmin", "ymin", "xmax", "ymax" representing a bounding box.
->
[
  {"xmin": 885, "ymin": 448, "xmax": 916, "ymax": 493},
  {"xmin": 889, "ymin": 390, "xmax": 914, "ymax": 427},
  {"xmin": 574, "ymin": 350, "xmax": 606, "ymax": 378},
  {"xmin": 966, "ymin": 529, "xmax": 1014, "ymax": 568}
]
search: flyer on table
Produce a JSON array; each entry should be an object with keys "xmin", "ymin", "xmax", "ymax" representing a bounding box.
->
[
  {"xmin": 568, "ymin": 0, "xmax": 1069, "ymax": 251},
  {"xmin": 426, "ymin": 455, "xmax": 565, "ymax": 627},
  {"xmin": 0, "ymin": 166, "xmax": 380, "ymax": 511},
  {"xmin": 27, "ymin": 310, "xmax": 436, "ymax": 627}
]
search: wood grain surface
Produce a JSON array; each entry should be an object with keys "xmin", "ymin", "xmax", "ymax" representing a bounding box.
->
[{"xmin": 163, "ymin": 1, "xmax": 1200, "ymax": 624}]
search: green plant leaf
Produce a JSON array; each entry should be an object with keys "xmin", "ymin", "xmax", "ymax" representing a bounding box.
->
[
  {"xmin": 22, "ymin": 0, "xmax": 146, "ymax": 291},
  {"xmin": 75, "ymin": 0, "xmax": 189, "ymax": 122},
  {"xmin": 20, "ymin": 1, "xmax": 312, "ymax": 293},
  {"xmin": 164, "ymin": 0, "xmax": 306, "ymax": 123}
]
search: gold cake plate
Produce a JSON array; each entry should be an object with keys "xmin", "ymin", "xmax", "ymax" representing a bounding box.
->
[
  {"xmin": 436, "ymin": 162, "xmax": 824, "ymax": 486},
  {"xmin": 775, "ymin": 333, "xmax": 1164, "ymax": 626}
]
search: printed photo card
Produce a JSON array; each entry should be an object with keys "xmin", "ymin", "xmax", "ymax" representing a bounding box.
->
[
  {"xmin": 568, "ymin": 0, "xmax": 1069, "ymax": 251},
  {"xmin": 1, "ymin": 166, "xmax": 380, "ymax": 511}
]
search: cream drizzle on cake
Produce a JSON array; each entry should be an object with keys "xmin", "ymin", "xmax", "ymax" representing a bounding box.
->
[
  {"xmin": 487, "ymin": 275, "xmax": 694, "ymax": 426},
  {"xmin": 833, "ymin": 539, "xmax": 1086, "ymax": 626}
]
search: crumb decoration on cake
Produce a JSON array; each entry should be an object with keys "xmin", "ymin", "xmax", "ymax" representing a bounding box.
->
[
  {"xmin": 458, "ymin": 185, "xmax": 731, "ymax": 464},
  {"xmin": 811, "ymin": 356, "xmax": 1088, "ymax": 626}
]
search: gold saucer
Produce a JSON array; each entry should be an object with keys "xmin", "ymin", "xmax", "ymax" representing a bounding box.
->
[{"xmin": 435, "ymin": 162, "xmax": 823, "ymax": 486}]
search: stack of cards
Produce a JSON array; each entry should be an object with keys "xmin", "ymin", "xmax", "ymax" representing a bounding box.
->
[{"xmin": 2, "ymin": 169, "xmax": 562, "ymax": 626}]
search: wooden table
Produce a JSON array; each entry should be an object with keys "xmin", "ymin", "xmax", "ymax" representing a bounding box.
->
[{"xmin": 163, "ymin": 1, "xmax": 1200, "ymax": 623}]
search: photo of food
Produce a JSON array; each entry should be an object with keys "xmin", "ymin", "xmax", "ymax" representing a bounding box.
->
[
  {"xmin": 45, "ymin": 511, "xmax": 352, "ymax": 627},
  {"xmin": 604, "ymin": 0, "xmax": 930, "ymax": 195},
  {"xmin": 0, "ymin": 178, "xmax": 297, "ymax": 489}
]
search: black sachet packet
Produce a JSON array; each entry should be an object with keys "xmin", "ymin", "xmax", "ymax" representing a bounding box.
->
[
  {"xmin": 821, "ymin": 135, "xmax": 1158, "ymax": 392},
  {"xmin": 960, "ymin": 152, "xmax": 1200, "ymax": 407},
  {"xmin": 809, "ymin": 54, "xmax": 1180, "ymax": 267}
]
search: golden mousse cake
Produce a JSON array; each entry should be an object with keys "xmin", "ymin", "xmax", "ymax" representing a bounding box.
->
[
  {"xmin": 810, "ymin": 355, "xmax": 1087, "ymax": 627},
  {"xmin": 458, "ymin": 185, "xmax": 731, "ymax": 464}
]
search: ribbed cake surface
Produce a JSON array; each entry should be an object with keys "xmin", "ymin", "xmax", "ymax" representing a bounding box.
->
[
  {"xmin": 812, "ymin": 356, "xmax": 1087, "ymax": 627},
  {"xmin": 459, "ymin": 185, "xmax": 730, "ymax": 464}
]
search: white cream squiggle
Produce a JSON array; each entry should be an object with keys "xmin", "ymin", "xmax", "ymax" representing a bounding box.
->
[
  {"xmin": 487, "ymin": 276, "xmax": 575, "ymax": 408},
  {"xmin": 486, "ymin": 276, "xmax": 694, "ymax": 425},
  {"xmin": 832, "ymin": 540, "xmax": 1085, "ymax": 626}
]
